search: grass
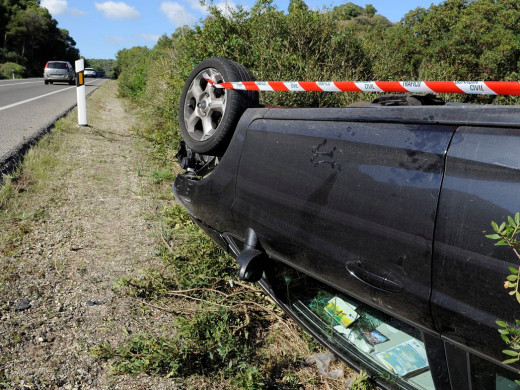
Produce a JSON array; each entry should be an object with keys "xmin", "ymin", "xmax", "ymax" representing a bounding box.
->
[
  {"xmin": 0, "ymin": 81, "xmax": 371, "ymax": 389},
  {"xmin": 95, "ymin": 201, "xmax": 366, "ymax": 389},
  {"xmin": 0, "ymin": 110, "xmax": 78, "ymax": 211},
  {"xmin": 0, "ymin": 114, "xmax": 77, "ymax": 292}
]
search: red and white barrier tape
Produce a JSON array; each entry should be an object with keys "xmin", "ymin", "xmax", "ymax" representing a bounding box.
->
[{"xmin": 202, "ymin": 73, "xmax": 520, "ymax": 95}]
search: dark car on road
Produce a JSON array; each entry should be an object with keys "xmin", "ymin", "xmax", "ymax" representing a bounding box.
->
[
  {"xmin": 43, "ymin": 61, "xmax": 75, "ymax": 85},
  {"xmin": 173, "ymin": 57, "xmax": 520, "ymax": 390}
]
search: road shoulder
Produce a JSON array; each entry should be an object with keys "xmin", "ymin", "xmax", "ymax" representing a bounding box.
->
[{"xmin": 0, "ymin": 80, "xmax": 176, "ymax": 388}]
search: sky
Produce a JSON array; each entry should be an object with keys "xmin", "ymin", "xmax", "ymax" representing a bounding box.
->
[{"xmin": 40, "ymin": 0, "xmax": 443, "ymax": 60}]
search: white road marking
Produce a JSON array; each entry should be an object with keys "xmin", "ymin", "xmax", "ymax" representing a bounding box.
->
[
  {"xmin": 0, "ymin": 80, "xmax": 102, "ymax": 111},
  {"xmin": 0, "ymin": 81, "xmax": 43, "ymax": 87}
]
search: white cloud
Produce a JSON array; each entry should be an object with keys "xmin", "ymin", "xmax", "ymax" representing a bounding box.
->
[
  {"xmin": 41, "ymin": 0, "xmax": 68, "ymax": 15},
  {"xmin": 135, "ymin": 33, "xmax": 161, "ymax": 43},
  {"xmin": 184, "ymin": 0, "xmax": 245, "ymax": 16},
  {"xmin": 160, "ymin": 2, "xmax": 196, "ymax": 26},
  {"xmin": 186, "ymin": 0, "xmax": 208, "ymax": 14},
  {"xmin": 41, "ymin": 0, "xmax": 87, "ymax": 16},
  {"xmin": 95, "ymin": 1, "xmax": 140, "ymax": 20},
  {"xmin": 215, "ymin": 0, "xmax": 239, "ymax": 17},
  {"xmin": 69, "ymin": 8, "xmax": 87, "ymax": 16},
  {"xmin": 159, "ymin": 0, "xmax": 246, "ymax": 26}
]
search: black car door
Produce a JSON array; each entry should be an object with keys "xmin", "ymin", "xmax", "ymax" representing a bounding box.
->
[
  {"xmin": 232, "ymin": 107, "xmax": 455, "ymax": 330},
  {"xmin": 432, "ymin": 125, "xmax": 520, "ymax": 368}
]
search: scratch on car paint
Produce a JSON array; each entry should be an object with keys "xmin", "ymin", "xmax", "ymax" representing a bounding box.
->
[{"xmin": 311, "ymin": 139, "xmax": 341, "ymax": 170}]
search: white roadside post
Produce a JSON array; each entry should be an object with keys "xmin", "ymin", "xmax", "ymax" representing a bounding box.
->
[{"xmin": 75, "ymin": 59, "xmax": 87, "ymax": 126}]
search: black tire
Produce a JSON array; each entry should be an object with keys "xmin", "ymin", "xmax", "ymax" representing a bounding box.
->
[
  {"xmin": 178, "ymin": 57, "xmax": 259, "ymax": 155},
  {"xmin": 44, "ymin": 80, "xmax": 49, "ymax": 85}
]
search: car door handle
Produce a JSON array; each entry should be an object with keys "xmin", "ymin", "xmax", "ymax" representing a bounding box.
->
[{"xmin": 346, "ymin": 260, "xmax": 403, "ymax": 293}]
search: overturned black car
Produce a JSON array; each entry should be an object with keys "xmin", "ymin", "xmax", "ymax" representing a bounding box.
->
[{"xmin": 174, "ymin": 57, "xmax": 520, "ymax": 390}]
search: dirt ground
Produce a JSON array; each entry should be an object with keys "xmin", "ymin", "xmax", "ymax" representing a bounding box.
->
[{"xmin": 0, "ymin": 81, "xmax": 186, "ymax": 389}]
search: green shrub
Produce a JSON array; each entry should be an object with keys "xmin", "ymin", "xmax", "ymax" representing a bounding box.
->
[
  {"xmin": 0, "ymin": 62, "xmax": 25, "ymax": 79},
  {"xmin": 115, "ymin": 46, "xmax": 150, "ymax": 99},
  {"xmin": 486, "ymin": 213, "xmax": 520, "ymax": 383},
  {"xmin": 91, "ymin": 335, "xmax": 180, "ymax": 376},
  {"xmin": 174, "ymin": 307, "xmax": 254, "ymax": 374}
]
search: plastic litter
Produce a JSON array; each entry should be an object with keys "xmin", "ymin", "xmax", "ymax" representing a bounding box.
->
[{"xmin": 306, "ymin": 351, "xmax": 344, "ymax": 379}]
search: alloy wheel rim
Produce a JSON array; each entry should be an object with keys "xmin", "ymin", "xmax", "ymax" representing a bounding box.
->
[{"xmin": 183, "ymin": 68, "xmax": 227, "ymax": 142}]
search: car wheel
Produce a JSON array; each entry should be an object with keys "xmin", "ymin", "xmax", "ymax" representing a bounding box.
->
[
  {"xmin": 178, "ymin": 57, "xmax": 259, "ymax": 155},
  {"xmin": 44, "ymin": 80, "xmax": 49, "ymax": 85}
]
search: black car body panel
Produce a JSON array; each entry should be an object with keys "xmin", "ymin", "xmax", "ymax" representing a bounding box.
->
[
  {"xmin": 173, "ymin": 103, "xmax": 520, "ymax": 389},
  {"xmin": 173, "ymin": 108, "xmax": 268, "ymax": 234},
  {"xmin": 432, "ymin": 125, "xmax": 520, "ymax": 359},
  {"xmin": 233, "ymin": 115, "xmax": 454, "ymax": 332}
]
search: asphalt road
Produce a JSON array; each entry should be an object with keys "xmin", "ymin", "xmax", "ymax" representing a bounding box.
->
[{"xmin": 0, "ymin": 77, "xmax": 107, "ymax": 174}]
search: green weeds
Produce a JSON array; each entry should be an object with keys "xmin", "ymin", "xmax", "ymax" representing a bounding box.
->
[
  {"xmin": 92, "ymin": 335, "xmax": 179, "ymax": 377},
  {"xmin": 0, "ymin": 368, "xmax": 9, "ymax": 389},
  {"xmin": 93, "ymin": 201, "xmax": 353, "ymax": 388},
  {"xmin": 349, "ymin": 371, "xmax": 372, "ymax": 390},
  {"xmin": 151, "ymin": 170, "xmax": 176, "ymax": 183}
]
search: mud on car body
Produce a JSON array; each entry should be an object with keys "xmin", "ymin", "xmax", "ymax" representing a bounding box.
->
[{"xmin": 173, "ymin": 58, "xmax": 520, "ymax": 390}]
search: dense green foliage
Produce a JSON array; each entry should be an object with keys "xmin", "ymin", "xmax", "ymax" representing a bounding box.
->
[
  {"xmin": 368, "ymin": 0, "xmax": 520, "ymax": 92},
  {"xmin": 114, "ymin": 46, "xmax": 151, "ymax": 98},
  {"xmin": 0, "ymin": 0, "xmax": 79, "ymax": 77},
  {"xmin": 0, "ymin": 61, "xmax": 24, "ymax": 79},
  {"xmin": 115, "ymin": 0, "xmax": 520, "ymax": 161}
]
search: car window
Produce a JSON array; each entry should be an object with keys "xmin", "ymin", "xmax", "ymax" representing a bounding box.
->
[
  {"xmin": 470, "ymin": 354, "xmax": 520, "ymax": 389},
  {"xmin": 48, "ymin": 63, "xmax": 67, "ymax": 69},
  {"xmin": 265, "ymin": 261, "xmax": 437, "ymax": 389}
]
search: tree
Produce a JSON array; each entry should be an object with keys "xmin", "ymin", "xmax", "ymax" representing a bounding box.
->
[
  {"xmin": 1, "ymin": 0, "xmax": 80, "ymax": 76},
  {"xmin": 288, "ymin": 0, "xmax": 308, "ymax": 14},
  {"xmin": 172, "ymin": 26, "xmax": 192, "ymax": 39},
  {"xmin": 361, "ymin": 0, "xmax": 520, "ymax": 105},
  {"xmin": 333, "ymin": 2, "xmax": 363, "ymax": 20},
  {"xmin": 365, "ymin": 4, "xmax": 376, "ymax": 16},
  {"xmin": 6, "ymin": 5, "xmax": 50, "ymax": 62},
  {"xmin": 399, "ymin": 0, "xmax": 520, "ymax": 86},
  {"xmin": 0, "ymin": 3, "xmax": 8, "ymax": 61}
]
